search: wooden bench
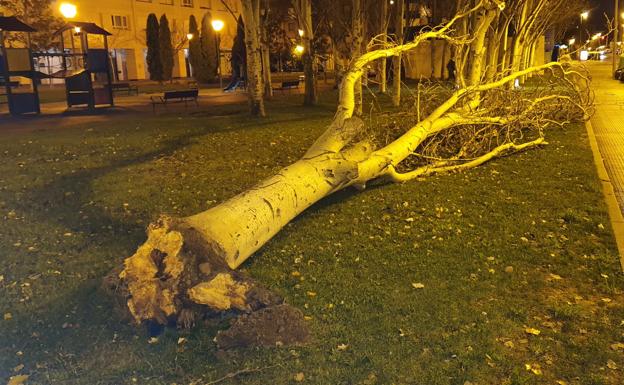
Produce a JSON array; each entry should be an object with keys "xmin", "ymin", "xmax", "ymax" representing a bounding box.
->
[
  {"xmin": 150, "ymin": 89, "xmax": 199, "ymax": 113},
  {"xmin": 110, "ymin": 82, "xmax": 138, "ymax": 95},
  {"xmin": 273, "ymin": 80, "xmax": 300, "ymax": 92}
]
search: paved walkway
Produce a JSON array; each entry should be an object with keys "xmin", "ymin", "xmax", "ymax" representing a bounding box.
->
[
  {"xmin": 585, "ymin": 59, "xmax": 624, "ymax": 268},
  {"xmin": 586, "ymin": 59, "xmax": 624, "ymax": 211},
  {"xmin": 0, "ymin": 82, "xmax": 334, "ymax": 132}
]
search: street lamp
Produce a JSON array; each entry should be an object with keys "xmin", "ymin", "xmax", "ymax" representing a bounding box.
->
[
  {"xmin": 298, "ymin": 29, "xmax": 304, "ymax": 37},
  {"xmin": 211, "ymin": 19, "xmax": 224, "ymax": 91},
  {"xmin": 59, "ymin": 3, "xmax": 77, "ymax": 19},
  {"xmin": 187, "ymin": 33, "xmax": 194, "ymax": 41},
  {"xmin": 579, "ymin": 11, "xmax": 589, "ymax": 53},
  {"xmin": 294, "ymin": 45, "xmax": 304, "ymax": 55}
]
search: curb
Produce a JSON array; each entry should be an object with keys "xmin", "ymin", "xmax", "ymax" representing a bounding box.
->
[{"xmin": 585, "ymin": 120, "xmax": 624, "ymax": 271}]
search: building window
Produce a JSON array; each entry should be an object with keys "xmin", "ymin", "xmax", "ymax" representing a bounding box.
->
[
  {"xmin": 136, "ymin": 0, "xmax": 151, "ymax": 2},
  {"xmin": 198, "ymin": 0, "xmax": 211, "ymax": 9},
  {"xmin": 111, "ymin": 15, "xmax": 129, "ymax": 29},
  {"xmin": 182, "ymin": 0, "xmax": 193, "ymax": 7},
  {"xmin": 160, "ymin": 0, "xmax": 173, "ymax": 5}
]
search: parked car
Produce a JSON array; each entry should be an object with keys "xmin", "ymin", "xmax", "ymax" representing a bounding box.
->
[{"xmin": 615, "ymin": 55, "xmax": 624, "ymax": 81}]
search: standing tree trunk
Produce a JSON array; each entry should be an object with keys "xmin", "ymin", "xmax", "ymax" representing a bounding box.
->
[
  {"xmin": 352, "ymin": 0, "xmax": 364, "ymax": 115},
  {"xmin": 261, "ymin": 48, "xmax": 272, "ymax": 97},
  {"xmin": 378, "ymin": 0, "xmax": 388, "ymax": 93},
  {"xmin": 392, "ymin": 0, "xmax": 404, "ymax": 107},
  {"xmin": 242, "ymin": 0, "xmax": 265, "ymax": 116},
  {"xmin": 261, "ymin": 1, "xmax": 273, "ymax": 98},
  {"xmin": 294, "ymin": 0, "xmax": 317, "ymax": 105}
]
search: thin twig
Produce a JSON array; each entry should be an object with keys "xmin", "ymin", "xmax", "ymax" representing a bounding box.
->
[{"xmin": 200, "ymin": 365, "xmax": 278, "ymax": 385}]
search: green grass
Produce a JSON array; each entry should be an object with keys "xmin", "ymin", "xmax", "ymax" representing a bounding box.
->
[{"xmin": 0, "ymin": 92, "xmax": 623, "ymax": 385}]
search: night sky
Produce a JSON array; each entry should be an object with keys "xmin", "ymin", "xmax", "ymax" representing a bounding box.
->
[{"xmin": 588, "ymin": 0, "xmax": 615, "ymax": 32}]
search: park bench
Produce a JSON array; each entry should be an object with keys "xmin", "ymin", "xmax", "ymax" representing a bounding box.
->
[
  {"xmin": 0, "ymin": 80, "xmax": 20, "ymax": 88},
  {"xmin": 273, "ymin": 80, "xmax": 300, "ymax": 93},
  {"xmin": 187, "ymin": 80, "xmax": 199, "ymax": 89},
  {"xmin": 150, "ymin": 89, "xmax": 199, "ymax": 113},
  {"xmin": 110, "ymin": 82, "xmax": 139, "ymax": 95}
]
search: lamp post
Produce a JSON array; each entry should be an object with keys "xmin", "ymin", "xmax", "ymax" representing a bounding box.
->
[
  {"xmin": 59, "ymin": 3, "xmax": 78, "ymax": 69},
  {"xmin": 579, "ymin": 11, "xmax": 589, "ymax": 55},
  {"xmin": 211, "ymin": 19, "xmax": 224, "ymax": 91}
]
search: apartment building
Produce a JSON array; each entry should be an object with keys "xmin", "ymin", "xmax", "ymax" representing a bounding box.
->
[{"xmin": 51, "ymin": 0, "xmax": 241, "ymax": 80}]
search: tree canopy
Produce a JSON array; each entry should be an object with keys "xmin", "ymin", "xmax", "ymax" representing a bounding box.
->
[{"xmin": 146, "ymin": 13, "xmax": 162, "ymax": 81}]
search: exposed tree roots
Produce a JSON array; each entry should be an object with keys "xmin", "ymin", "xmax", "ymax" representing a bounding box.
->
[{"xmin": 103, "ymin": 216, "xmax": 309, "ymax": 347}]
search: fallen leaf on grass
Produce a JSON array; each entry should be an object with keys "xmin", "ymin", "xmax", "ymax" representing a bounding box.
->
[
  {"xmin": 4, "ymin": 312, "xmax": 12, "ymax": 320},
  {"xmin": 294, "ymin": 372, "xmax": 305, "ymax": 382},
  {"xmin": 412, "ymin": 283, "xmax": 425, "ymax": 289},
  {"xmin": 556, "ymin": 380, "xmax": 568, "ymax": 385},
  {"xmin": 548, "ymin": 274, "xmax": 562, "ymax": 281},
  {"xmin": 306, "ymin": 291, "xmax": 316, "ymax": 297},
  {"xmin": 607, "ymin": 360, "xmax": 618, "ymax": 370},
  {"xmin": 524, "ymin": 363, "xmax": 542, "ymax": 375},
  {"xmin": 525, "ymin": 327, "xmax": 541, "ymax": 336},
  {"xmin": 7, "ymin": 375, "xmax": 29, "ymax": 385},
  {"xmin": 13, "ymin": 364, "xmax": 24, "ymax": 372},
  {"xmin": 611, "ymin": 342, "xmax": 624, "ymax": 351},
  {"xmin": 337, "ymin": 343, "xmax": 348, "ymax": 351},
  {"xmin": 504, "ymin": 340, "xmax": 515, "ymax": 348},
  {"xmin": 601, "ymin": 298, "xmax": 612, "ymax": 303}
]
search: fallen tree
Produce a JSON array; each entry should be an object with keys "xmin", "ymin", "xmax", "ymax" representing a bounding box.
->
[{"xmin": 109, "ymin": 0, "xmax": 592, "ymax": 340}]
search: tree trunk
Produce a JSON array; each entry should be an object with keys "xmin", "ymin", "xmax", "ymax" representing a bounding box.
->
[
  {"xmin": 378, "ymin": 0, "xmax": 388, "ymax": 93},
  {"xmin": 440, "ymin": 39, "xmax": 447, "ymax": 80},
  {"xmin": 261, "ymin": 44, "xmax": 273, "ymax": 98},
  {"xmin": 392, "ymin": 0, "xmax": 404, "ymax": 107},
  {"xmin": 300, "ymin": 0, "xmax": 317, "ymax": 106},
  {"xmin": 352, "ymin": 0, "xmax": 364, "ymax": 115},
  {"xmin": 242, "ymin": 0, "xmax": 265, "ymax": 116},
  {"xmin": 430, "ymin": 40, "xmax": 436, "ymax": 79},
  {"xmin": 116, "ymin": 3, "xmax": 589, "ymax": 329},
  {"xmin": 484, "ymin": 16, "xmax": 500, "ymax": 83},
  {"xmin": 467, "ymin": 5, "xmax": 498, "ymax": 86}
]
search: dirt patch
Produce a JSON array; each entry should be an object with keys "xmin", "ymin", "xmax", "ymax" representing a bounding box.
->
[{"xmin": 215, "ymin": 304, "xmax": 311, "ymax": 349}]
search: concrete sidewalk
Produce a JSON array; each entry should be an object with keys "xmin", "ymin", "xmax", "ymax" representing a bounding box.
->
[
  {"xmin": 586, "ymin": 60, "xmax": 624, "ymax": 207},
  {"xmin": 585, "ymin": 59, "xmax": 624, "ymax": 269}
]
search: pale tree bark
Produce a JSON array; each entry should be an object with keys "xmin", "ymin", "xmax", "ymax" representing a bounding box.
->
[
  {"xmin": 392, "ymin": 0, "xmax": 404, "ymax": 107},
  {"xmin": 242, "ymin": 0, "xmax": 265, "ymax": 116},
  {"xmin": 261, "ymin": 1, "xmax": 273, "ymax": 98},
  {"xmin": 114, "ymin": 0, "xmax": 592, "ymax": 328},
  {"xmin": 378, "ymin": 0, "xmax": 389, "ymax": 93},
  {"xmin": 293, "ymin": 0, "xmax": 317, "ymax": 105},
  {"xmin": 352, "ymin": 0, "xmax": 364, "ymax": 116}
]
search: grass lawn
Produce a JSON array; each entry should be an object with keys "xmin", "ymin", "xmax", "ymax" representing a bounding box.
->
[{"xmin": 0, "ymin": 92, "xmax": 623, "ymax": 385}]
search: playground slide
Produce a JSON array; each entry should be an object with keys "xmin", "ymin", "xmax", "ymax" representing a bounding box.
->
[{"xmin": 223, "ymin": 78, "xmax": 242, "ymax": 92}]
